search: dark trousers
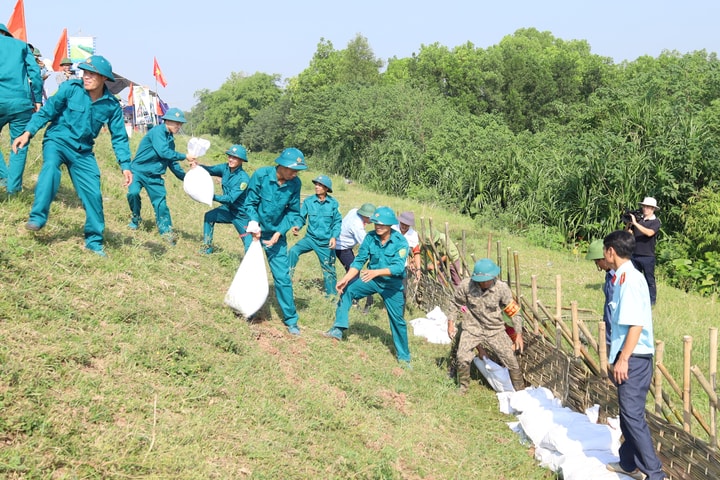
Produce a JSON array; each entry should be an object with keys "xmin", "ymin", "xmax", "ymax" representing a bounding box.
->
[
  {"xmin": 631, "ymin": 255, "xmax": 656, "ymax": 305},
  {"xmin": 335, "ymin": 248, "xmax": 373, "ymax": 308},
  {"xmin": 614, "ymin": 356, "xmax": 665, "ymax": 479}
]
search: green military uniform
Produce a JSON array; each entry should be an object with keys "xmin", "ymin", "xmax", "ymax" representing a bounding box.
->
[
  {"xmin": 243, "ymin": 148, "xmax": 306, "ymax": 333},
  {"xmin": 330, "ymin": 207, "xmax": 410, "ymax": 362},
  {"xmin": 25, "ymin": 56, "xmax": 131, "ymax": 254},
  {"xmin": 127, "ymin": 108, "xmax": 187, "ymax": 237},
  {"xmin": 288, "ymin": 175, "xmax": 342, "ymax": 295}
]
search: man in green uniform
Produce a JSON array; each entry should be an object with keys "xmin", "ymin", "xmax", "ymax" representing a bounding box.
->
[
  {"xmin": 420, "ymin": 226, "xmax": 463, "ymax": 286},
  {"xmin": 12, "ymin": 55, "xmax": 132, "ymax": 256},
  {"xmin": 325, "ymin": 206, "xmax": 411, "ymax": 364},
  {"xmin": 0, "ymin": 23, "xmax": 43, "ymax": 194},
  {"xmin": 243, "ymin": 147, "xmax": 306, "ymax": 335},
  {"xmin": 446, "ymin": 258, "xmax": 525, "ymax": 393},
  {"xmin": 193, "ymin": 144, "xmax": 250, "ymax": 255},
  {"xmin": 288, "ymin": 174, "xmax": 342, "ymax": 296},
  {"xmin": 126, "ymin": 107, "xmax": 194, "ymax": 244}
]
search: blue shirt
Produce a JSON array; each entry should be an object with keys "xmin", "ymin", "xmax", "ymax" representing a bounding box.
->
[
  {"xmin": 0, "ymin": 35, "xmax": 42, "ymax": 113},
  {"xmin": 131, "ymin": 123, "xmax": 186, "ymax": 179},
  {"xmin": 336, "ymin": 208, "xmax": 368, "ymax": 249},
  {"xmin": 244, "ymin": 166, "xmax": 301, "ymax": 235},
  {"xmin": 351, "ymin": 229, "xmax": 409, "ymax": 289},
  {"xmin": 25, "ymin": 79, "xmax": 131, "ymax": 170},
  {"xmin": 201, "ymin": 163, "xmax": 250, "ymax": 214},
  {"xmin": 296, "ymin": 194, "xmax": 342, "ymax": 243},
  {"xmin": 608, "ymin": 260, "xmax": 655, "ymax": 363}
]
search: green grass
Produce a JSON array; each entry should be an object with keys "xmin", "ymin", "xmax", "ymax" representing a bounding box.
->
[{"xmin": 1, "ymin": 128, "xmax": 717, "ymax": 478}]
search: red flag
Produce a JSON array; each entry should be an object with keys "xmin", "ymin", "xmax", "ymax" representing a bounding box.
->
[
  {"xmin": 153, "ymin": 57, "xmax": 167, "ymax": 87},
  {"xmin": 127, "ymin": 83, "xmax": 134, "ymax": 106},
  {"xmin": 51, "ymin": 28, "xmax": 69, "ymax": 71},
  {"xmin": 7, "ymin": 0, "xmax": 27, "ymax": 42}
]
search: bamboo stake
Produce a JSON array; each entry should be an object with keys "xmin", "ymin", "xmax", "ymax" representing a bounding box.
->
[
  {"xmin": 654, "ymin": 341, "xmax": 664, "ymax": 416},
  {"xmin": 486, "ymin": 232, "xmax": 492, "ymax": 258},
  {"xmin": 684, "ymin": 335, "xmax": 692, "ymax": 433},
  {"xmin": 656, "ymin": 362, "xmax": 711, "ymax": 436},
  {"xmin": 513, "ymin": 251, "xmax": 521, "ymax": 302},
  {"xmin": 461, "ymin": 230, "xmax": 468, "ymax": 277},
  {"xmin": 710, "ymin": 327, "xmax": 718, "ymax": 448},
  {"xmin": 555, "ymin": 275, "xmax": 562, "ymax": 326},
  {"xmin": 531, "ymin": 275, "xmax": 539, "ymax": 334},
  {"xmin": 496, "ymin": 240, "xmax": 502, "ymax": 271},
  {"xmin": 506, "ymin": 247, "xmax": 512, "ymax": 284},
  {"xmin": 690, "ymin": 365, "xmax": 719, "ymax": 410},
  {"xmin": 444, "ymin": 222, "xmax": 452, "ymax": 281},
  {"xmin": 571, "ymin": 301, "xmax": 581, "ymax": 358},
  {"xmin": 599, "ymin": 322, "xmax": 607, "ymax": 377}
]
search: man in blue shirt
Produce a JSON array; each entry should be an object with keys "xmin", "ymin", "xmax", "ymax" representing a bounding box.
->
[
  {"xmin": 193, "ymin": 144, "xmax": 250, "ymax": 255},
  {"xmin": 13, "ymin": 55, "xmax": 132, "ymax": 256},
  {"xmin": 289, "ymin": 175, "xmax": 342, "ymax": 296},
  {"xmin": 243, "ymin": 147, "xmax": 306, "ymax": 335},
  {"xmin": 325, "ymin": 207, "xmax": 411, "ymax": 364},
  {"xmin": 126, "ymin": 107, "xmax": 194, "ymax": 245},
  {"xmin": 603, "ymin": 230, "xmax": 666, "ymax": 480},
  {"xmin": 0, "ymin": 23, "xmax": 43, "ymax": 194}
]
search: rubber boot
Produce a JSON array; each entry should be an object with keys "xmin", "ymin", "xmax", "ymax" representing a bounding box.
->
[
  {"xmin": 457, "ymin": 362, "xmax": 471, "ymax": 394},
  {"xmin": 509, "ymin": 368, "xmax": 525, "ymax": 391}
]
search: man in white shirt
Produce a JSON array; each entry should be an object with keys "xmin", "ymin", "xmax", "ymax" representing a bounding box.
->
[
  {"xmin": 393, "ymin": 211, "xmax": 421, "ymax": 303},
  {"xmin": 335, "ymin": 203, "xmax": 375, "ymax": 310}
]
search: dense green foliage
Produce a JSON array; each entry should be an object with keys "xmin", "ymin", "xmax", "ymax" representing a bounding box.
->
[{"xmin": 189, "ymin": 29, "xmax": 720, "ymax": 296}]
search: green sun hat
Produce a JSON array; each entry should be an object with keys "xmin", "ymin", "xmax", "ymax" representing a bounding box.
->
[
  {"xmin": 585, "ymin": 239, "xmax": 605, "ymax": 261},
  {"xmin": 370, "ymin": 206, "xmax": 398, "ymax": 226},
  {"xmin": 161, "ymin": 108, "xmax": 187, "ymax": 123},
  {"xmin": 225, "ymin": 144, "xmax": 248, "ymax": 161},
  {"xmin": 357, "ymin": 203, "xmax": 376, "ymax": 218},
  {"xmin": 275, "ymin": 147, "xmax": 307, "ymax": 170},
  {"xmin": 471, "ymin": 258, "xmax": 501, "ymax": 282},
  {"xmin": 312, "ymin": 175, "xmax": 333, "ymax": 192},
  {"xmin": 77, "ymin": 55, "xmax": 115, "ymax": 81}
]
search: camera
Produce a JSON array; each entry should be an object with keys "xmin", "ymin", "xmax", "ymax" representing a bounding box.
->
[{"xmin": 621, "ymin": 208, "xmax": 644, "ymax": 224}]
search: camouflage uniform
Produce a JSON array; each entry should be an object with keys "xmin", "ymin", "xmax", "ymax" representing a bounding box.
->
[{"xmin": 447, "ymin": 277, "xmax": 524, "ymax": 391}]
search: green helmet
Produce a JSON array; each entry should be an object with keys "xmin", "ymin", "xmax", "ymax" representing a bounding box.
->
[
  {"xmin": 471, "ymin": 258, "xmax": 501, "ymax": 282},
  {"xmin": 370, "ymin": 206, "xmax": 398, "ymax": 226},
  {"xmin": 77, "ymin": 55, "xmax": 115, "ymax": 81},
  {"xmin": 585, "ymin": 239, "xmax": 605, "ymax": 260},
  {"xmin": 225, "ymin": 144, "xmax": 248, "ymax": 161},
  {"xmin": 357, "ymin": 203, "xmax": 376, "ymax": 218},
  {"xmin": 275, "ymin": 147, "xmax": 307, "ymax": 170},
  {"xmin": 312, "ymin": 175, "xmax": 332, "ymax": 192},
  {"xmin": 161, "ymin": 108, "xmax": 187, "ymax": 123},
  {"xmin": 60, "ymin": 57, "xmax": 72, "ymax": 65},
  {"xmin": 0, "ymin": 23, "xmax": 12, "ymax": 37}
]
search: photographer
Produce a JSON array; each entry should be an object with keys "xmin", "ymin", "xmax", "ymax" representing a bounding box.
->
[{"xmin": 626, "ymin": 197, "xmax": 661, "ymax": 305}]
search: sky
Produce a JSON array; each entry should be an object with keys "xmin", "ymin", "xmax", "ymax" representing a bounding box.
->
[{"xmin": 8, "ymin": 0, "xmax": 720, "ymax": 111}]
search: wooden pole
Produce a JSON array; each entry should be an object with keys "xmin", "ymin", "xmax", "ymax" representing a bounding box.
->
[
  {"xmin": 711, "ymin": 327, "xmax": 718, "ymax": 448},
  {"xmin": 654, "ymin": 340, "xmax": 664, "ymax": 416},
  {"xmin": 513, "ymin": 251, "xmax": 521, "ymax": 302},
  {"xmin": 461, "ymin": 230, "xmax": 468, "ymax": 277},
  {"xmin": 555, "ymin": 275, "xmax": 562, "ymax": 326},
  {"xmin": 571, "ymin": 301, "xmax": 581, "ymax": 358},
  {"xmin": 496, "ymin": 240, "xmax": 502, "ymax": 271},
  {"xmin": 506, "ymin": 247, "xmax": 512, "ymax": 284},
  {"xmin": 486, "ymin": 232, "xmax": 492, "ymax": 258},
  {"xmin": 531, "ymin": 275, "xmax": 539, "ymax": 334},
  {"xmin": 683, "ymin": 335, "xmax": 692, "ymax": 433},
  {"xmin": 599, "ymin": 322, "xmax": 607, "ymax": 377},
  {"xmin": 444, "ymin": 222, "xmax": 452, "ymax": 280}
]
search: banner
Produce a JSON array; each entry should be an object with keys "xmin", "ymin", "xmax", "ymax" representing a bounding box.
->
[{"xmin": 68, "ymin": 36, "xmax": 95, "ymax": 63}]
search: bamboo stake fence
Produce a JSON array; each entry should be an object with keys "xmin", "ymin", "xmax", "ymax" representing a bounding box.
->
[{"xmin": 410, "ymin": 225, "xmax": 720, "ymax": 480}]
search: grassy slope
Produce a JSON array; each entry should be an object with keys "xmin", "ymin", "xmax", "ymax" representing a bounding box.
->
[{"xmin": 0, "ymin": 129, "xmax": 717, "ymax": 479}]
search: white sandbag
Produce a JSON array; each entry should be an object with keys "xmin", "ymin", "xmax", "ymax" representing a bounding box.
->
[
  {"xmin": 187, "ymin": 137, "xmax": 211, "ymax": 157},
  {"xmin": 409, "ymin": 306, "xmax": 451, "ymax": 344},
  {"xmin": 183, "ymin": 166, "xmax": 214, "ymax": 206},
  {"xmin": 473, "ymin": 356, "xmax": 514, "ymax": 393},
  {"xmin": 224, "ymin": 240, "xmax": 269, "ymax": 317}
]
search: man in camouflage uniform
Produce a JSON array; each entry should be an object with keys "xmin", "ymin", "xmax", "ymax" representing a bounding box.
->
[{"xmin": 446, "ymin": 258, "xmax": 525, "ymax": 393}]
